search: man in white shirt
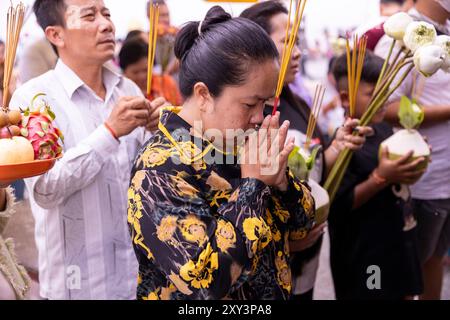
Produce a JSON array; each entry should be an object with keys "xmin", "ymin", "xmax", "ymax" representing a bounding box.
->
[
  {"xmin": 9, "ymin": 0, "xmax": 164, "ymax": 299},
  {"xmin": 374, "ymin": 0, "xmax": 450, "ymax": 300}
]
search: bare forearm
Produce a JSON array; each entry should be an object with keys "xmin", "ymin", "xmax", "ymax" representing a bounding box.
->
[
  {"xmin": 385, "ymin": 101, "xmax": 450, "ymax": 126},
  {"xmin": 0, "ymin": 188, "xmax": 6, "ymax": 211},
  {"xmin": 324, "ymin": 145, "xmax": 340, "ymax": 176},
  {"xmin": 353, "ymin": 174, "xmax": 387, "ymax": 209}
]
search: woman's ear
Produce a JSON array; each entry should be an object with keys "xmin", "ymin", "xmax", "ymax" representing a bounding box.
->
[{"xmin": 193, "ymin": 82, "xmax": 214, "ymax": 114}]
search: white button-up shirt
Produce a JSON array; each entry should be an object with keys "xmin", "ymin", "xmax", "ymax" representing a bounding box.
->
[
  {"xmin": 375, "ymin": 9, "xmax": 450, "ymax": 200},
  {"xmin": 10, "ymin": 60, "xmax": 149, "ymax": 299}
]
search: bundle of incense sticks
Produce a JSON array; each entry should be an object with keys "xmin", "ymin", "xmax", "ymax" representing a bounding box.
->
[
  {"xmin": 2, "ymin": 2, "xmax": 26, "ymax": 110},
  {"xmin": 147, "ymin": 1, "xmax": 160, "ymax": 97},
  {"xmin": 305, "ymin": 84, "xmax": 325, "ymax": 150},
  {"xmin": 272, "ymin": 0, "xmax": 307, "ymax": 115},
  {"xmin": 324, "ymin": 36, "xmax": 415, "ymax": 202},
  {"xmin": 346, "ymin": 35, "xmax": 367, "ymax": 118}
]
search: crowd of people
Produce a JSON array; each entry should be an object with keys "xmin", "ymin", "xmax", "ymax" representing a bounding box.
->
[{"xmin": 0, "ymin": 0, "xmax": 449, "ymax": 300}]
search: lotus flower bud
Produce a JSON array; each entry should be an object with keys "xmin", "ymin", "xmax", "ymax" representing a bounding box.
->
[
  {"xmin": 384, "ymin": 12, "xmax": 413, "ymax": 41},
  {"xmin": 435, "ymin": 35, "xmax": 450, "ymax": 73},
  {"xmin": 413, "ymin": 44, "xmax": 445, "ymax": 77},
  {"xmin": 403, "ymin": 21, "xmax": 437, "ymax": 52}
]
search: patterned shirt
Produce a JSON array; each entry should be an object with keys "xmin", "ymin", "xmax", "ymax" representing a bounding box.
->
[{"xmin": 128, "ymin": 107, "xmax": 315, "ymax": 300}]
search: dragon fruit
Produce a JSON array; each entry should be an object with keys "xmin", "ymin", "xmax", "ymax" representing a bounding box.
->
[{"xmin": 19, "ymin": 94, "xmax": 64, "ymax": 160}]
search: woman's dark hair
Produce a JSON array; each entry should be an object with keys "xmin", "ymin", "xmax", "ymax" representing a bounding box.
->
[
  {"xmin": 119, "ymin": 39, "xmax": 148, "ymax": 71},
  {"xmin": 332, "ymin": 50, "xmax": 385, "ymax": 86},
  {"xmin": 240, "ymin": 0, "xmax": 288, "ymax": 34},
  {"xmin": 174, "ymin": 6, "xmax": 278, "ymax": 98}
]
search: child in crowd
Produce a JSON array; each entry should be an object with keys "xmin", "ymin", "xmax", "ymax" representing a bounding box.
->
[{"xmin": 328, "ymin": 51, "xmax": 426, "ymax": 300}]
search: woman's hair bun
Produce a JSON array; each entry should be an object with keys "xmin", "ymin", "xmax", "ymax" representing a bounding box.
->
[{"xmin": 174, "ymin": 6, "xmax": 231, "ymax": 60}]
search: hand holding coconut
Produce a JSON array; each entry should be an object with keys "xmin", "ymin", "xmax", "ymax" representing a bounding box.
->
[
  {"xmin": 376, "ymin": 147, "xmax": 426, "ymax": 185},
  {"xmin": 379, "ymin": 95, "xmax": 431, "ymax": 181}
]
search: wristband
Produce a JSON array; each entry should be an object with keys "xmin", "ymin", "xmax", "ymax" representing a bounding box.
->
[
  {"xmin": 371, "ymin": 169, "xmax": 387, "ymax": 186},
  {"xmin": 104, "ymin": 122, "xmax": 119, "ymax": 141},
  {"xmin": 329, "ymin": 140, "xmax": 341, "ymax": 155}
]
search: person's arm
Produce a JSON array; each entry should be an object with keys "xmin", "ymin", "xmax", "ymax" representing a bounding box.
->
[
  {"xmin": 28, "ymin": 124, "xmax": 120, "ymax": 209},
  {"xmin": 270, "ymin": 171, "xmax": 316, "ymax": 241},
  {"xmin": 324, "ymin": 118, "xmax": 374, "ymax": 176},
  {"xmin": 385, "ymin": 100, "xmax": 450, "ymax": 127},
  {"xmin": 0, "ymin": 188, "xmax": 6, "ymax": 212},
  {"xmin": 0, "ymin": 185, "xmax": 15, "ymax": 235},
  {"xmin": 9, "ymin": 91, "xmax": 152, "ymax": 209},
  {"xmin": 352, "ymin": 171, "xmax": 388, "ymax": 209},
  {"xmin": 130, "ymin": 169, "xmax": 273, "ymax": 300},
  {"xmin": 0, "ymin": 182, "xmax": 14, "ymax": 212},
  {"xmin": 353, "ymin": 147, "xmax": 426, "ymax": 209}
]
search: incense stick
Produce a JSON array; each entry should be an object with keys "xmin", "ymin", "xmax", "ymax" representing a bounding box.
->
[
  {"xmin": 345, "ymin": 34, "xmax": 367, "ymax": 118},
  {"xmin": 2, "ymin": 2, "xmax": 25, "ymax": 110},
  {"xmin": 272, "ymin": 0, "xmax": 307, "ymax": 115},
  {"xmin": 305, "ymin": 84, "xmax": 325, "ymax": 149},
  {"xmin": 147, "ymin": 1, "xmax": 160, "ymax": 97}
]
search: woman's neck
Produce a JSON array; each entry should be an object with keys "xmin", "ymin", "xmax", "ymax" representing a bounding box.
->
[{"xmin": 178, "ymin": 100, "xmax": 201, "ymax": 128}]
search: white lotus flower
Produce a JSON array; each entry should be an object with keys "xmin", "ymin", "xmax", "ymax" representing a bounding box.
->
[
  {"xmin": 384, "ymin": 12, "xmax": 413, "ymax": 41},
  {"xmin": 403, "ymin": 21, "xmax": 437, "ymax": 52},
  {"xmin": 413, "ymin": 44, "xmax": 445, "ymax": 77},
  {"xmin": 435, "ymin": 35, "xmax": 450, "ymax": 73}
]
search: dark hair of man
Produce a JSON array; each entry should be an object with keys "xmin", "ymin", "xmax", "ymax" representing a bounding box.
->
[
  {"xmin": 119, "ymin": 39, "xmax": 148, "ymax": 71},
  {"xmin": 33, "ymin": 0, "xmax": 67, "ymax": 55},
  {"xmin": 125, "ymin": 30, "xmax": 145, "ymax": 42},
  {"xmin": 332, "ymin": 50, "xmax": 385, "ymax": 89},
  {"xmin": 33, "ymin": 0, "xmax": 67, "ymax": 31}
]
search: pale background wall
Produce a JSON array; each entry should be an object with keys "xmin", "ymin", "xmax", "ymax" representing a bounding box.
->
[{"xmin": 0, "ymin": 0, "xmax": 380, "ymax": 47}]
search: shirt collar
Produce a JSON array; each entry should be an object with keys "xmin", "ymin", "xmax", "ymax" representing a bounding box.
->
[
  {"xmin": 159, "ymin": 107, "xmax": 234, "ymax": 157},
  {"xmin": 54, "ymin": 59, "xmax": 122, "ymax": 100}
]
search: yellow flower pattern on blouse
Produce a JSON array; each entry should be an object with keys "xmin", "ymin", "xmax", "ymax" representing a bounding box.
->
[
  {"xmin": 215, "ymin": 220, "xmax": 236, "ymax": 253},
  {"xmin": 156, "ymin": 215, "xmax": 178, "ymax": 243},
  {"xmin": 265, "ymin": 209, "xmax": 282, "ymax": 242},
  {"xmin": 127, "ymin": 188, "xmax": 154, "ymax": 260},
  {"xmin": 179, "ymin": 243, "xmax": 219, "ymax": 289},
  {"xmin": 275, "ymin": 251, "xmax": 292, "ymax": 292},
  {"xmin": 179, "ymin": 215, "xmax": 208, "ymax": 246},
  {"xmin": 128, "ymin": 108, "xmax": 315, "ymax": 300},
  {"xmin": 139, "ymin": 146, "xmax": 172, "ymax": 168},
  {"xmin": 170, "ymin": 173, "xmax": 200, "ymax": 198},
  {"xmin": 289, "ymin": 228, "xmax": 308, "ymax": 241},
  {"xmin": 243, "ymin": 217, "xmax": 272, "ymax": 255},
  {"xmin": 272, "ymin": 197, "xmax": 290, "ymax": 223}
]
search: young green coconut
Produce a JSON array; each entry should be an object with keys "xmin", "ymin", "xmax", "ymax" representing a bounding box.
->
[
  {"xmin": 380, "ymin": 96, "xmax": 430, "ymax": 171},
  {"xmin": 288, "ymin": 145, "xmax": 330, "ymax": 225}
]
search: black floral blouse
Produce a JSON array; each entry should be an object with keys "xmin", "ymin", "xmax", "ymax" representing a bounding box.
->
[{"xmin": 127, "ymin": 107, "xmax": 315, "ymax": 300}]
